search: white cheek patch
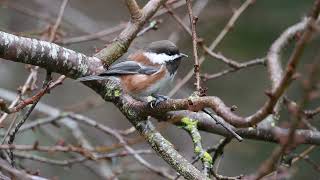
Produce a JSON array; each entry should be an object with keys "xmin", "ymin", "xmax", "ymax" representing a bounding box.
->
[{"xmin": 143, "ymin": 52, "xmax": 180, "ymax": 64}]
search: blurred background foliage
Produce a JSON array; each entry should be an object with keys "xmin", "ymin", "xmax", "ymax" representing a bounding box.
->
[{"xmin": 0, "ymin": 0, "xmax": 319, "ymax": 179}]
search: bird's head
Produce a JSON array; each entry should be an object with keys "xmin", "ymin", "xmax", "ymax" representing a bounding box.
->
[{"xmin": 143, "ymin": 40, "xmax": 188, "ymax": 64}]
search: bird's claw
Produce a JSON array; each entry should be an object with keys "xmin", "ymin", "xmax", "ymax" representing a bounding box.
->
[{"xmin": 149, "ymin": 94, "xmax": 169, "ymax": 108}]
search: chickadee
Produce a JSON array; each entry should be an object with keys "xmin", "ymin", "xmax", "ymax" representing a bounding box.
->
[
  {"xmin": 77, "ymin": 40, "xmax": 243, "ymax": 141},
  {"xmin": 77, "ymin": 40, "xmax": 187, "ymax": 105}
]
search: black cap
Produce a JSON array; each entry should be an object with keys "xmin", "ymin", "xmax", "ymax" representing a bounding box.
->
[{"xmin": 144, "ymin": 40, "xmax": 180, "ymax": 56}]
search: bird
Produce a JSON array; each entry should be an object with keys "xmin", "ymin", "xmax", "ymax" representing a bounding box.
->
[
  {"xmin": 76, "ymin": 40, "xmax": 188, "ymax": 106},
  {"xmin": 77, "ymin": 40, "xmax": 243, "ymax": 141}
]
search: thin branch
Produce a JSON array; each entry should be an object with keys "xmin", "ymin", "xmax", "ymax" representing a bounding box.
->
[
  {"xmin": 14, "ymin": 149, "xmax": 153, "ymax": 166},
  {"xmin": 165, "ymin": 3, "xmax": 260, "ymax": 71},
  {"xmin": 202, "ymin": 46, "xmax": 242, "ymax": 68},
  {"xmin": 168, "ymin": 0, "xmax": 255, "ymax": 97},
  {"xmin": 164, "ymin": 110, "xmax": 320, "ymax": 145},
  {"xmin": 2, "ymin": 90, "xmax": 320, "ymax": 147},
  {"xmin": 7, "ymin": 72, "xmax": 59, "ymax": 166},
  {"xmin": 292, "ymin": 146, "xmax": 316, "ymax": 164},
  {"xmin": 212, "ymin": 171, "xmax": 243, "ymax": 180},
  {"xmin": 57, "ymin": 23, "xmax": 126, "ymax": 45},
  {"xmin": 0, "ymin": 159, "xmax": 48, "ymax": 180},
  {"xmin": 208, "ymin": 137, "xmax": 232, "ymax": 166},
  {"xmin": 0, "ymin": 75, "xmax": 65, "ymax": 114},
  {"xmin": 202, "ymin": 108, "xmax": 243, "ymax": 141},
  {"xmin": 58, "ymin": 1, "xmax": 184, "ymax": 45},
  {"xmin": 202, "ymin": 57, "xmax": 266, "ymax": 81},
  {"xmin": 68, "ymin": 113, "xmax": 175, "ymax": 179},
  {"xmin": 48, "ymin": 0, "xmax": 68, "ymax": 42},
  {"xmin": 0, "ymin": 90, "xmax": 115, "ymax": 179},
  {"xmin": 0, "ymin": 144, "xmax": 99, "ymax": 156},
  {"xmin": 252, "ymin": 0, "xmax": 320, "ymax": 178},
  {"xmin": 167, "ymin": 0, "xmax": 208, "ymax": 43},
  {"xmin": 164, "ymin": 3, "xmax": 192, "ymax": 35},
  {"xmin": 0, "ymin": 67, "xmax": 39, "ymax": 124},
  {"xmin": 292, "ymin": 153, "xmax": 320, "ymax": 172},
  {"xmin": 94, "ymin": 0, "xmax": 169, "ymax": 64},
  {"xmin": 136, "ymin": 19, "xmax": 161, "ymax": 36},
  {"xmin": 186, "ymin": 0, "xmax": 201, "ymax": 93}
]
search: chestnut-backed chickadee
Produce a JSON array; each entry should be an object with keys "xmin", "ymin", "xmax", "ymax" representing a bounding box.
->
[
  {"xmin": 77, "ymin": 40, "xmax": 243, "ymax": 141},
  {"xmin": 77, "ymin": 40, "xmax": 187, "ymax": 105}
]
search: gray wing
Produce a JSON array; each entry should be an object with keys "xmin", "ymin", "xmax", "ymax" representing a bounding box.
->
[
  {"xmin": 101, "ymin": 61, "xmax": 158, "ymax": 76},
  {"xmin": 76, "ymin": 61, "xmax": 158, "ymax": 81}
]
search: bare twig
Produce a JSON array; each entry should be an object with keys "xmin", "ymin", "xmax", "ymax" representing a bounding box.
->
[
  {"xmin": 94, "ymin": 0, "xmax": 170, "ymax": 64},
  {"xmin": 0, "ymin": 89, "xmax": 115, "ymax": 179},
  {"xmin": 202, "ymin": 109, "xmax": 243, "ymax": 141},
  {"xmin": 0, "ymin": 158, "xmax": 48, "ymax": 180},
  {"xmin": 202, "ymin": 57, "xmax": 266, "ymax": 81},
  {"xmin": 212, "ymin": 171, "xmax": 243, "ymax": 180},
  {"xmin": 292, "ymin": 153, "xmax": 320, "ymax": 172},
  {"xmin": 186, "ymin": 0, "xmax": 201, "ymax": 93},
  {"xmin": 252, "ymin": 1, "xmax": 320, "ymax": 178},
  {"xmin": 0, "ymin": 144, "xmax": 96, "ymax": 156},
  {"xmin": 14, "ymin": 149, "xmax": 153, "ymax": 166},
  {"xmin": 208, "ymin": 138, "xmax": 232, "ymax": 166},
  {"xmin": 0, "ymin": 67, "xmax": 39, "ymax": 124},
  {"xmin": 0, "ymin": 76, "xmax": 65, "ymax": 114},
  {"xmin": 48, "ymin": 0, "xmax": 68, "ymax": 42},
  {"xmin": 168, "ymin": 0, "xmax": 255, "ymax": 97},
  {"xmin": 67, "ymin": 113, "xmax": 175, "ymax": 179},
  {"xmin": 137, "ymin": 20, "xmax": 161, "ymax": 36},
  {"xmin": 58, "ymin": 23, "xmax": 126, "ymax": 45},
  {"xmin": 58, "ymin": 1, "xmax": 185, "ymax": 45},
  {"xmin": 7, "ymin": 73, "xmax": 65, "ymax": 166}
]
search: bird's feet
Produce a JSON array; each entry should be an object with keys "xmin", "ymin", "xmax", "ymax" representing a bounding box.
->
[{"xmin": 149, "ymin": 94, "xmax": 169, "ymax": 108}]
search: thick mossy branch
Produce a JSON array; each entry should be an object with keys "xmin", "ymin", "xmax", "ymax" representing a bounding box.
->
[
  {"xmin": 129, "ymin": 119, "xmax": 209, "ymax": 179},
  {"xmin": 181, "ymin": 117, "xmax": 213, "ymax": 176}
]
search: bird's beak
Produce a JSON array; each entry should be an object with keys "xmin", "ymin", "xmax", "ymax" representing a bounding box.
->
[{"xmin": 179, "ymin": 53, "xmax": 188, "ymax": 58}]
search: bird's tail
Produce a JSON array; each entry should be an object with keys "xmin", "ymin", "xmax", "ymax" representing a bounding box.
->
[{"xmin": 75, "ymin": 75, "xmax": 107, "ymax": 82}]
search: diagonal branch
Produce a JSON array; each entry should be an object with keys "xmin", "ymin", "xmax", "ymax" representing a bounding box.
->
[
  {"xmin": 94, "ymin": 0, "xmax": 168, "ymax": 65},
  {"xmin": 125, "ymin": 0, "xmax": 142, "ymax": 21}
]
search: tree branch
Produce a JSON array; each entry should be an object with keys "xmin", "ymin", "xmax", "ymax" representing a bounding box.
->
[
  {"xmin": 94, "ymin": 0, "xmax": 168, "ymax": 64},
  {"xmin": 0, "ymin": 31, "xmax": 206, "ymax": 179},
  {"xmin": 125, "ymin": 0, "xmax": 142, "ymax": 21}
]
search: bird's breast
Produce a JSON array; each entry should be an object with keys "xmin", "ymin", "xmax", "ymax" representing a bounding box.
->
[{"xmin": 120, "ymin": 66, "xmax": 172, "ymax": 97}]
